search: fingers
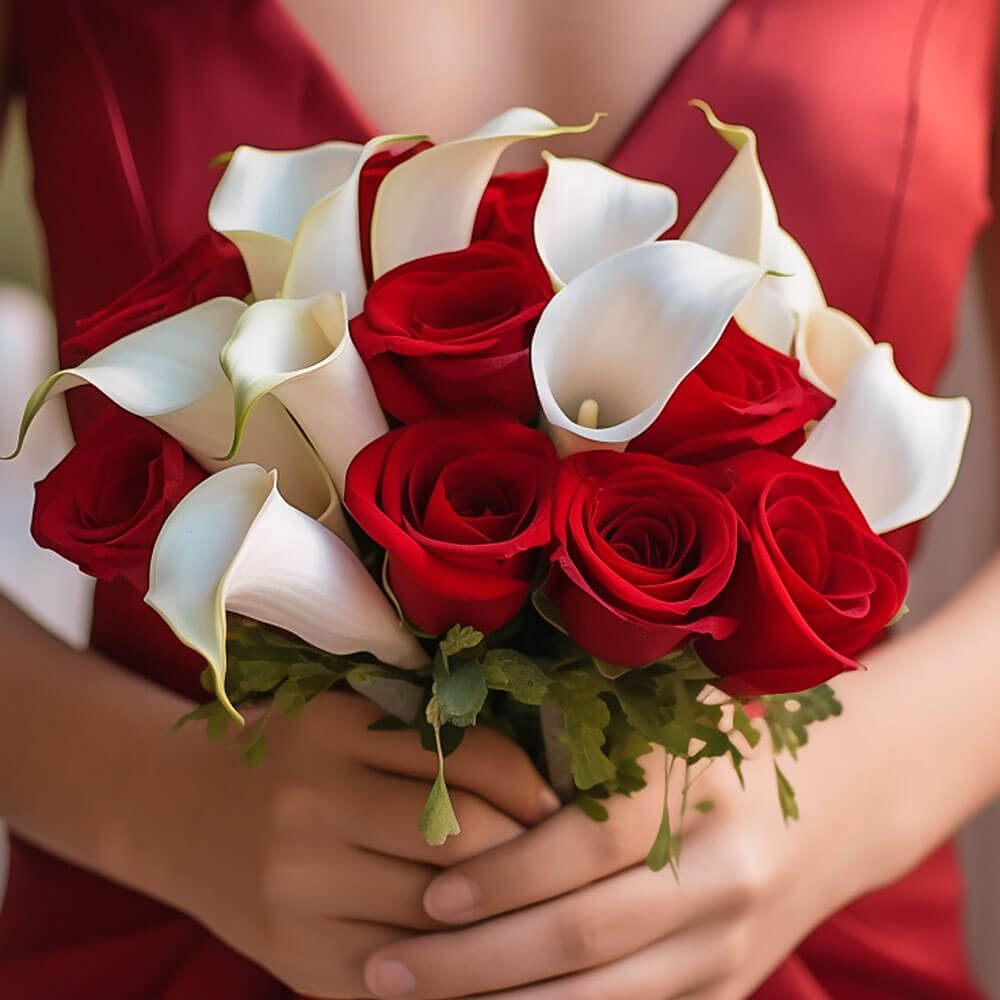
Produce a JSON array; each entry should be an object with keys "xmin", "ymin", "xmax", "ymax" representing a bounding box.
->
[
  {"xmin": 263, "ymin": 845, "xmax": 439, "ymax": 930},
  {"xmin": 362, "ymin": 849, "xmax": 732, "ymax": 999},
  {"xmin": 476, "ymin": 919, "xmax": 733, "ymax": 1000},
  {"xmin": 355, "ymin": 715, "xmax": 561, "ymax": 827},
  {"xmin": 422, "ymin": 748, "xmax": 670, "ymax": 923},
  {"xmin": 341, "ymin": 766, "xmax": 528, "ymax": 866}
]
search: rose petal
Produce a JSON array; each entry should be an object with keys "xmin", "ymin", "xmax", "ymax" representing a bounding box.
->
[
  {"xmin": 534, "ymin": 152, "xmax": 677, "ymax": 289},
  {"xmin": 146, "ymin": 464, "xmax": 427, "ymax": 720},
  {"xmin": 370, "ymin": 107, "xmax": 602, "ymax": 278},
  {"xmin": 531, "ymin": 240, "xmax": 763, "ymax": 454},
  {"xmin": 795, "ymin": 343, "xmax": 971, "ymax": 533}
]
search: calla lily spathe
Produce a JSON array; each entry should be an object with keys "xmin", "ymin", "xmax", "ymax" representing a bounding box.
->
[
  {"xmin": 221, "ymin": 292, "xmax": 388, "ymax": 496},
  {"xmin": 795, "ymin": 344, "xmax": 971, "ymax": 533},
  {"xmin": 146, "ymin": 464, "xmax": 428, "ymax": 721},
  {"xmin": 533, "ymin": 152, "xmax": 678, "ymax": 289},
  {"xmin": 531, "ymin": 240, "xmax": 765, "ymax": 456},
  {"xmin": 3, "ymin": 297, "xmax": 349, "ymax": 539}
]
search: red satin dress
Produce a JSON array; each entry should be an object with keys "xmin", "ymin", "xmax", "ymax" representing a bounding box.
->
[{"xmin": 3, "ymin": 1, "xmax": 995, "ymax": 996}]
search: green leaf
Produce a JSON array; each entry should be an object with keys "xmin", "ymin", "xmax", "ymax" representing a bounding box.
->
[
  {"xmin": 762, "ymin": 685, "xmax": 842, "ymax": 761},
  {"xmin": 440, "ymin": 625, "xmax": 485, "ymax": 659},
  {"xmin": 418, "ymin": 697, "xmax": 461, "ymax": 846},
  {"xmin": 481, "ymin": 648, "xmax": 551, "ymax": 705},
  {"xmin": 434, "ymin": 660, "xmax": 488, "ymax": 728},
  {"xmin": 731, "ymin": 704, "xmax": 762, "ymax": 749},
  {"xmin": 695, "ymin": 799, "xmax": 716, "ymax": 814},
  {"xmin": 205, "ymin": 705, "xmax": 231, "ymax": 742},
  {"xmin": 244, "ymin": 731, "xmax": 267, "ymax": 767},
  {"xmin": 549, "ymin": 670, "xmax": 616, "ymax": 790},
  {"xmin": 172, "ymin": 701, "xmax": 224, "ymax": 732},
  {"xmin": 368, "ymin": 714, "xmax": 410, "ymax": 732},
  {"xmin": 419, "ymin": 770, "xmax": 461, "ymax": 846},
  {"xmin": 576, "ymin": 795, "xmax": 610, "ymax": 821},
  {"xmin": 646, "ymin": 758, "xmax": 680, "ymax": 874},
  {"xmin": 227, "ymin": 659, "xmax": 289, "ymax": 696},
  {"xmin": 346, "ymin": 663, "xmax": 425, "ymax": 723},
  {"xmin": 775, "ymin": 762, "xmax": 800, "ymax": 822}
]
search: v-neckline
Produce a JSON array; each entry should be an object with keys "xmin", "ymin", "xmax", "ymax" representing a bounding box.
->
[{"xmin": 274, "ymin": 0, "xmax": 742, "ymax": 168}]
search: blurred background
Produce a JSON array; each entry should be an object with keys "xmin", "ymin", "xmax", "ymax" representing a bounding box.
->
[{"xmin": 0, "ymin": 96, "xmax": 998, "ymax": 992}]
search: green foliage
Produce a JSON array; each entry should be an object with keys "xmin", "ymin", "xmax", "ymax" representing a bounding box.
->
[
  {"xmin": 762, "ymin": 685, "xmax": 842, "ymax": 760},
  {"xmin": 418, "ymin": 698, "xmax": 462, "ymax": 845}
]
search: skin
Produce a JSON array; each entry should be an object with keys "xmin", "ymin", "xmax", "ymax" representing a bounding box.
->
[{"xmin": 2, "ymin": 1, "xmax": 1000, "ymax": 997}]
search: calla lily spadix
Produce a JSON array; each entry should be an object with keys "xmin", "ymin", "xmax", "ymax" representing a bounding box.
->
[
  {"xmin": 533, "ymin": 151, "xmax": 678, "ymax": 290},
  {"xmin": 280, "ymin": 133, "xmax": 428, "ymax": 314},
  {"xmin": 796, "ymin": 344, "xmax": 971, "ymax": 534},
  {"xmin": 221, "ymin": 291, "xmax": 388, "ymax": 495},
  {"xmin": 147, "ymin": 464, "xmax": 428, "ymax": 722},
  {"xmin": 370, "ymin": 107, "xmax": 604, "ymax": 280},
  {"xmin": 2, "ymin": 297, "xmax": 349, "ymax": 539},
  {"xmin": 683, "ymin": 100, "xmax": 824, "ymax": 354},
  {"xmin": 208, "ymin": 140, "xmax": 372, "ymax": 300},
  {"xmin": 531, "ymin": 240, "xmax": 764, "ymax": 457}
]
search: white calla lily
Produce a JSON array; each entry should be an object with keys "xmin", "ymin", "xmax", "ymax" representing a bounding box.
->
[
  {"xmin": 794, "ymin": 307, "xmax": 875, "ymax": 398},
  {"xmin": 795, "ymin": 344, "xmax": 971, "ymax": 533},
  {"xmin": 221, "ymin": 292, "xmax": 388, "ymax": 495},
  {"xmin": 146, "ymin": 465, "xmax": 427, "ymax": 721},
  {"xmin": 281, "ymin": 133, "xmax": 427, "ymax": 315},
  {"xmin": 3, "ymin": 297, "xmax": 347, "ymax": 537},
  {"xmin": 531, "ymin": 240, "xmax": 764, "ymax": 456},
  {"xmin": 533, "ymin": 152, "xmax": 678, "ymax": 289},
  {"xmin": 370, "ymin": 107, "xmax": 603, "ymax": 279},
  {"xmin": 683, "ymin": 101, "xmax": 825, "ymax": 354},
  {"xmin": 208, "ymin": 140, "xmax": 365, "ymax": 299}
]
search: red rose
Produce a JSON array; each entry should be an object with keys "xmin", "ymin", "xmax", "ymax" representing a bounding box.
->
[
  {"xmin": 698, "ymin": 452, "xmax": 908, "ymax": 696},
  {"xmin": 345, "ymin": 416, "xmax": 557, "ymax": 635},
  {"xmin": 350, "ymin": 241, "xmax": 552, "ymax": 424},
  {"xmin": 544, "ymin": 450, "xmax": 740, "ymax": 667},
  {"xmin": 32, "ymin": 407, "xmax": 205, "ymax": 593},
  {"xmin": 630, "ymin": 323, "xmax": 832, "ymax": 464},
  {"xmin": 472, "ymin": 169, "xmax": 547, "ymax": 263},
  {"xmin": 64, "ymin": 232, "xmax": 250, "ymax": 366}
]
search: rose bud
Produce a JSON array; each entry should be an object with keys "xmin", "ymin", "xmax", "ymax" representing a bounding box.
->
[
  {"xmin": 698, "ymin": 451, "xmax": 908, "ymax": 696},
  {"xmin": 31, "ymin": 406, "xmax": 206, "ymax": 593},
  {"xmin": 345, "ymin": 415, "xmax": 557, "ymax": 635},
  {"xmin": 350, "ymin": 241, "xmax": 552, "ymax": 424},
  {"xmin": 630, "ymin": 322, "xmax": 832, "ymax": 464},
  {"xmin": 544, "ymin": 449, "xmax": 740, "ymax": 667}
]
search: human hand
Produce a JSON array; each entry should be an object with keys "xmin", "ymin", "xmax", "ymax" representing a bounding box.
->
[
  {"xmin": 361, "ymin": 722, "xmax": 897, "ymax": 999},
  {"xmin": 134, "ymin": 690, "xmax": 560, "ymax": 998}
]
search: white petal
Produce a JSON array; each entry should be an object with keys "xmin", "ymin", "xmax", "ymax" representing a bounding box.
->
[
  {"xmin": 146, "ymin": 465, "xmax": 428, "ymax": 720},
  {"xmin": 683, "ymin": 101, "xmax": 825, "ymax": 353},
  {"xmin": 282, "ymin": 134, "xmax": 426, "ymax": 315},
  {"xmin": 795, "ymin": 344, "xmax": 971, "ymax": 533},
  {"xmin": 534, "ymin": 152, "xmax": 678, "ymax": 289},
  {"xmin": 209, "ymin": 142, "xmax": 364, "ymax": 299},
  {"xmin": 3, "ymin": 298, "xmax": 246, "ymax": 461},
  {"xmin": 221, "ymin": 293, "xmax": 388, "ymax": 495},
  {"xmin": 531, "ymin": 241, "xmax": 764, "ymax": 455},
  {"xmin": 371, "ymin": 108, "xmax": 602, "ymax": 279},
  {"xmin": 4, "ymin": 297, "xmax": 348, "ymax": 538},
  {"xmin": 794, "ymin": 306, "xmax": 875, "ymax": 397}
]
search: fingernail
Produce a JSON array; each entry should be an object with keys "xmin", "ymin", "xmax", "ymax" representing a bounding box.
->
[
  {"xmin": 539, "ymin": 786, "xmax": 562, "ymax": 815},
  {"xmin": 424, "ymin": 871, "xmax": 481, "ymax": 919},
  {"xmin": 366, "ymin": 958, "xmax": 416, "ymax": 998}
]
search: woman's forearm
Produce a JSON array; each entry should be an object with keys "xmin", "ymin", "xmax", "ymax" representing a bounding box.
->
[
  {"xmin": 794, "ymin": 549, "xmax": 1000, "ymax": 894},
  {"xmin": 0, "ymin": 594, "xmax": 200, "ymax": 896}
]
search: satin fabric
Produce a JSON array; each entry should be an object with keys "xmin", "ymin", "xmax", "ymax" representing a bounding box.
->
[{"xmin": 3, "ymin": 0, "xmax": 994, "ymax": 996}]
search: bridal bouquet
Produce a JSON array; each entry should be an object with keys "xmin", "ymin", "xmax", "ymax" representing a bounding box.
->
[{"xmin": 7, "ymin": 104, "xmax": 970, "ymax": 869}]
